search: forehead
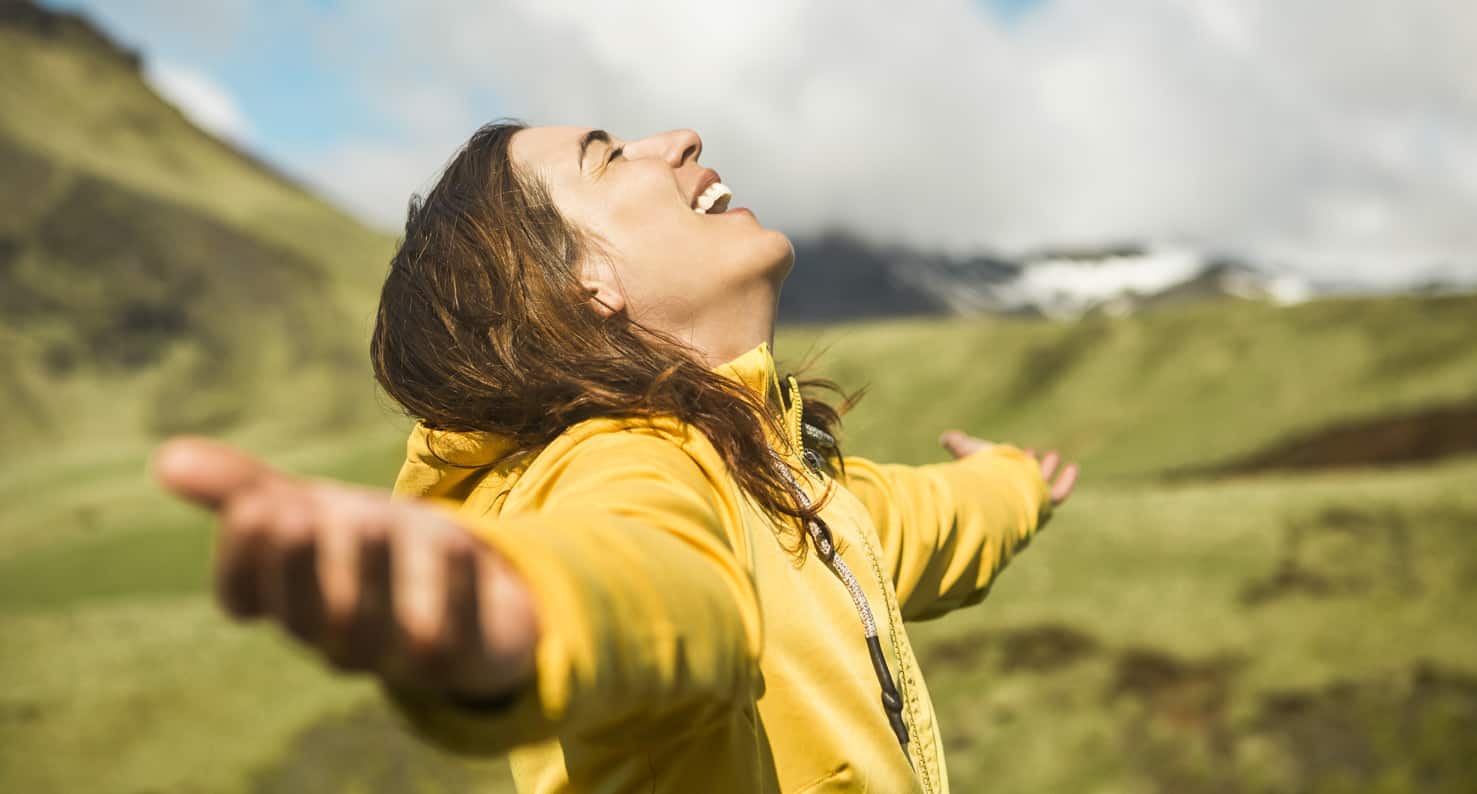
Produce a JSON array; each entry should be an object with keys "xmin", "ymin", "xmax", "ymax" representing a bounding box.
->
[{"xmin": 509, "ymin": 125, "xmax": 596, "ymax": 182}]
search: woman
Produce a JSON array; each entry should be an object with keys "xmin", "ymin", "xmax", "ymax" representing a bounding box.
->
[{"xmin": 155, "ymin": 122, "xmax": 1078, "ymax": 793}]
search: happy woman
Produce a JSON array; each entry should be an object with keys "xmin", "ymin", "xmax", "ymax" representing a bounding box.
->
[{"xmin": 155, "ymin": 122, "xmax": 1078, "ymax": 793}]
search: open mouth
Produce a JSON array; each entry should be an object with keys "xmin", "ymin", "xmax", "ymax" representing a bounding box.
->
[{"xmin": 693, "ymin": 181, "xmax": 733, "ymax": 215}]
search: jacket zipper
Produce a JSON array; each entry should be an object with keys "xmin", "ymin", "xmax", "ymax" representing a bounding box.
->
[{"xmin": 781, "ymin": 377, "xmax": 936, "ymax": 792}]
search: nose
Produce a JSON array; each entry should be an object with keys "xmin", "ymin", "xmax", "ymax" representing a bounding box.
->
[{"xmin": 625, "ymin": 128, "xmax": 702, "ymax": 168}]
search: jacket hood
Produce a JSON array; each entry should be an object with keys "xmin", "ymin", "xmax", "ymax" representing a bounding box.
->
[{"xmin": 391, "ymin": 341, "xmax": 799, "ymax": 502}]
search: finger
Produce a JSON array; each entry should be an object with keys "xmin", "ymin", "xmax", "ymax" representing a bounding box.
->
[
  {"xmin": 335, "ymin": 509, "xmax": 394, "ymax": 673},
  {"xmin": 939, "ymin": 430, "xmax": 990, "ymax": 459},
  {"xmin": 1040, "ymin": 451, "xmax": 1061, "ymax": 482},
  {"xmin": 309, "ymin": 485, "xmax": 395, "ymax": 671},
  {"xmin": 477, "ymin": 548, "xmax": 540, "ymax": 685},
  {"xmin": 1050, "ymin": 463, "xmax": 1080, "ymax": 505},
  {"xmin": 315, "ymin": 487, "xmax": 365, "ymax": 654},
  {"xmin": 152, "ymin": 437, "xmax": 281, "ymax": 510},
  {"xmin": 385, "ymin": 508, "xmax": 453, "ymax": 683},
  {"xmin": 264, "ymin": 490, "xmax": 324, "ymax": 644},
  {"xmin": 439, "ymin": 535, "xmax": 488, "ymax": 690},
  {"xmin": 216, "ymin": 490, "xmax": 274, "ymax": 619}
]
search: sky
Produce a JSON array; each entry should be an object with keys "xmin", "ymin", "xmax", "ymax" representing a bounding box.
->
[{"xmin": 44, "ymin": 0, "xmax": 1477, "ymax": 288}]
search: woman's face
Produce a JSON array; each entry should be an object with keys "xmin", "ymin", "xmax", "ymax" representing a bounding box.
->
[{"xmin": 509, "ymin": 126, "xmax": 793, "ymax": 342}]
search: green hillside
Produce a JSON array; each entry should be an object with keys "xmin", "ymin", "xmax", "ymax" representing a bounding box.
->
[
  {"xmin": 783, "ymin": 292, "xmax": 1477, "ymax": 478},
  {"xmin": 0, "ymin": 1, "xmax": 395, "ymax": 448},
  {"xmin": 4, "ymin": 291, "xmax": 1476, "ymax": 792}
]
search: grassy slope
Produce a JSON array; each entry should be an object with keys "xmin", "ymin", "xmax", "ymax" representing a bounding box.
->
[
  {"xmin": 779, "ymin": 292, "xmax": 1477, "ymax": 479},
  {"xmin": 0, "ymin": 18, "xmax": 389, "ymax": 304},
  {"xmin": 3, "ymin": 293, "xmax": 1476, "ymax": 791},
  {"xmin": 915, "ymin": 460, "xmax": 1477, "ymax": 793},
  {"xmin": 0, "ymin": 12, "xmax": 397, "ymax": 453}
]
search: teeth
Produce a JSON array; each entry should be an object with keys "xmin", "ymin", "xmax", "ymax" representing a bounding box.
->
[{"xmin": 693, "ymin": 181, "xmax": 733, "ymax": 214}]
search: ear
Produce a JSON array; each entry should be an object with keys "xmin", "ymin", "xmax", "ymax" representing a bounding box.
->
[{"xmin": 579, "ymin": 255, "xmax": 626, "ymax": 319}]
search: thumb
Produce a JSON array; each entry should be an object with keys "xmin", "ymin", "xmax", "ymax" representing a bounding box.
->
[
  {"xmin": 151, "ymin": 436, "xmax": 281, "ymax": 510},
  {"xmin": 939, "ymin": 430, "xmax": 991, "ymax": 459}
]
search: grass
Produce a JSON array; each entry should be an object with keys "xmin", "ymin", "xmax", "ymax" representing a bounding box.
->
[
  {"xmin": 3, "ymin": 296, "xmax": 1476, "ymax": 791},
  {"xmin": 3, "ymin": 452, "xmax": 1474, "ymax": 792},
  {"xmin": 0, "ymin": 15, "xmax": 396, "ymax": 450},
  {"xmin": 777, "ymin": 293, "xmax": 1477, "ymax": 479},
  {"xmin": 912, "ymin": 458, "xmax": 1477, "ymax": 793},
  {"xmin": 0, "ymin": 20, "xmax": 392, "ymax": 306}
]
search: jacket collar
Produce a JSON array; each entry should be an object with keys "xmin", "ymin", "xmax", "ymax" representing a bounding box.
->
[
  {"xmin": 396, "ymin": 341, "xmax": 806, "ymax": 500},
  {"xmin": 714, "ymin": 341, "xmax": 804, "ymax": 453}
]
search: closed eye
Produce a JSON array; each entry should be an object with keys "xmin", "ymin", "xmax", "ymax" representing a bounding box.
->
[{"xmin": 595, "ymin": 144, "xmax": 624, "ymax": 178}]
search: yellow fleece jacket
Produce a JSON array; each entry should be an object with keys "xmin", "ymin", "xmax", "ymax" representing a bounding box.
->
[{"xmin": 388, "ymin": 342, "xmax": 1052, "ymax": 793}]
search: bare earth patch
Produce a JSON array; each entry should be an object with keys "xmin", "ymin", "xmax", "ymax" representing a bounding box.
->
[{"xmin": 1181, "ymin": 401, "xmax": 1477, "ymax": 477}]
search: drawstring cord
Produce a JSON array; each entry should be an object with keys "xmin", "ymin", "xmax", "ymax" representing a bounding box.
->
[{"xmin": 773, "ymin": 440, "xmax": 912, "ymax": 758}]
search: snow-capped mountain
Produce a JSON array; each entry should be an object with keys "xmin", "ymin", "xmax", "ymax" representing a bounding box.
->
[
  {"xmin": 899, "ymin": 244, "xmax": 1314, "ymax": 320},
  {"xmin": 781, "ymin": 233, "xmax": 1318, "ymax": 323}
]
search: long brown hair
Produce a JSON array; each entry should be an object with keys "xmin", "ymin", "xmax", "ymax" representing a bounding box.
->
[{"xmin": 370, "ymin": 120, "xmax": 854, "ymax": 559}]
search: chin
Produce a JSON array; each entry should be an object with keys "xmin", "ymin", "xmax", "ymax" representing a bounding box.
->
[{"xmin": 759, "ymin": 228, "xmax": 796, "ymax": 282}]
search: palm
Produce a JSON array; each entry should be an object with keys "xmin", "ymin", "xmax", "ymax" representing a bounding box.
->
[
  {"xmin": 938, "ymin": 429, "xmax": 1079, "ymax": 505},
  {"xmin": 151, "ymin": 437, "xmax": 537, "ymax": 698}
]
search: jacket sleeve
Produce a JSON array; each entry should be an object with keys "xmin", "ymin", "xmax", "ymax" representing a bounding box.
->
[
  {"xmin": 385, "ymin": 428, "xmax": 762, "ymax": 755},
  {"xmin": 839, "ymin": 445, "xmax": 1052, "ymax": 622}
]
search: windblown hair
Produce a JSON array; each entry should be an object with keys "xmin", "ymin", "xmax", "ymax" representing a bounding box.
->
[{"xmin": 371, "ymin": 120, "xmax": 855, "ymax": 559}]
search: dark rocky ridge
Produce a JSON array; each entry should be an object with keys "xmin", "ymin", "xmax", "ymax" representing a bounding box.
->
[{"xmin": 0, "ymin": 0, "xmax": 142, "ymax": 70}]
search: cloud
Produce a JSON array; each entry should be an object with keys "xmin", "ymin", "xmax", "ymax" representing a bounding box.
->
[
  {"xmin": 52, "ymin": 0, "xmax": 255, "ymax": 54},
  {"xmin": 143, "ymin": 60, "xmax": 253, "ymax": 144},
  {"xmin": 305, "ymin": 137, "xmax": 460, "ymax": 231},
  {"xmin": 308, "ymin": 0, "xmax": 1477, "ymax": 284}
]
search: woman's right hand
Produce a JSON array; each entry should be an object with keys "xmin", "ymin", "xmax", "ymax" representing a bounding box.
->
[
  {"xmin": 939, "ymin": 429, "xmax": 1080, "ymax": 506},
  {"xmin": 151, "ymin": 437, "xmax": 538, "ymax": 701}
]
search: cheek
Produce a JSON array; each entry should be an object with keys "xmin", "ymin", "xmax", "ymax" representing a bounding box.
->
[
  {"xmin": 619, "ymin": 253, "xmax": 706, "ymax": 307},
  {"xmin": 609, "ymin": 244, "xmax": 723, "ymax": 327},
  {"xmin": 599, "ymin": 178, "xmax": 701, "ymax": 269},
  {"xmin": 580, "ymin": 174, "xmax": 684, "ymax": 250}
]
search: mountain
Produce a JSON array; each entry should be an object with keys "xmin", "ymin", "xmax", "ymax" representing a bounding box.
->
[
  {"xmin": 779, "ymin": 231, "xmax": 951, "ymax": 322},
  {"xmin": 929, "ymin": 244, "xmax": 1313, "ymax": 320},
  {"xmin": 779, "ymin": 235, "xmax": 1315, "ymax": 323},
  {"xmin": 0, "ymin": 0, "xmax": 394, "ymax": 445}
]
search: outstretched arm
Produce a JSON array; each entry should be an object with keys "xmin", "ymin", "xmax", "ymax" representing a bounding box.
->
[
  {"xmin": 841, "ymin": 429, "xmax": 1078, "ymax": 621},
  {"xmin": 153, "ymin": 437, "xmax": 540, "ymax": 702},
  {"xmin": 153, "ymin": 430, "xmax": 762, "ymax": 754}
]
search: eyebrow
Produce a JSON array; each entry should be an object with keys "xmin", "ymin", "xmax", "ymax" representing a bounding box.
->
[{"xmin": 578, "ymin": 129, "xmax": 611, "ymax": 173}]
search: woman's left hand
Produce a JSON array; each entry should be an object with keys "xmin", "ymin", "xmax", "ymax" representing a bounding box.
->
[
  {"xmin": 938, "ymin": 429, "xmax": 1079, "ymax": 506},
  {"xmin": 151, "ymin": 437, "xmax": 539, "ymax": 700}
]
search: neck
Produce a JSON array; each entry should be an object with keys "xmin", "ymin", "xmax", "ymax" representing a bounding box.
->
[{"xmin": 684, "ymin": 278, "xmax": 780, "ymax": 368}]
